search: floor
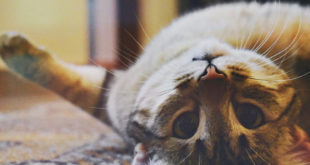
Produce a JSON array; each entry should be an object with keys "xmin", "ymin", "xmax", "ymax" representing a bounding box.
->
[{"xmin": 0, "ymin": 66, "xmax": 130, "ymax": 164}]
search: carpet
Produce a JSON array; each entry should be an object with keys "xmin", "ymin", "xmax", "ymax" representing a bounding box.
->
[{"xmin": 0, "ymin": 69, "xmax": 131, "ymax": 165}]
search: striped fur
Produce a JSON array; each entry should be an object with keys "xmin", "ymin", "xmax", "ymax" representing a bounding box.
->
[{"xmin": 0, "ymin": 32, "xmax": 105, "ymax": 115}]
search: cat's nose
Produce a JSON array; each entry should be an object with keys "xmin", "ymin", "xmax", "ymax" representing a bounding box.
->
[
  {"xmin": 200, "ymin": 65, "xmax": 225, "ymax": 81},
  {"xmin": 198, "ymin": 65, "xmax": 228, "ymax": 104}
]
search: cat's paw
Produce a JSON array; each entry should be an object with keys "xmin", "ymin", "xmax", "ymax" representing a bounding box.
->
[
  {"xmin": 0, "ymin": 32, "xmax": 53, "ymax": 75},
  {"xmin": 131, "ymin": 143, "xmax": 149, "ymax": 165},
  {"xmin": 0, "ymin": 32, "xmax": 50, "ymax": 63},
  {"xmin": 0, "ymin": 32, "xmax": 31, "ymax": 59}
]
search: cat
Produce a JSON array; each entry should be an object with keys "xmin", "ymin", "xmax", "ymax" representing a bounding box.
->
[{"xmin": 1, "ymin": 2, "xmax": 310, "ymax": 165}]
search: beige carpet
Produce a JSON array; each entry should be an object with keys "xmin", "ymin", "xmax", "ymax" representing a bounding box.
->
[{"xmin": 0, "ymin": 68, "xmax": 131, "ymax": 164}]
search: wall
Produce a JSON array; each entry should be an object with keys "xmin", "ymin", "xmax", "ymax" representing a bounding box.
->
[
  {"xmin": 0, "ymin": 0, "xmax": 88, "ymax": 65},
  {"xmin": 139, "ymin": 0, "xmax": 178, "ymax": 45}
]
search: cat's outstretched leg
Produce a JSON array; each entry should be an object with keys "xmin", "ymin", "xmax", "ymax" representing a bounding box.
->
[{"xmin": 0, "ymin": 32, "xmax": 106, "ymax": 118}]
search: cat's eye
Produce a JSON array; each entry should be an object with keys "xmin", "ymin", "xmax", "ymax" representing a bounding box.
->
[
  {"xmin": 172, "ymin": 111, "xmax": 199, "ymax": 139},
  {"xmin": 235, "ymin": 103, "xmax": 265, "ymax": 129}
]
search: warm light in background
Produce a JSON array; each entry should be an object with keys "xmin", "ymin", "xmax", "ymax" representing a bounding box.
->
[
  {"xmin": 0, "ymin": 0, "xmax": 88, "ymax": 64},
  {"xmin": 140, "ymin": 0, "xmax": 178, "ymax": 45},
  {"xmin": 0, "ymin": 0, "xmax": 178, "ymax": 68}
]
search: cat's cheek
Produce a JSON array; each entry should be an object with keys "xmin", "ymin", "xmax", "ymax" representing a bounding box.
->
[{"xmin": 131, "ymin": 143, "xmax": 149, "ymax": 165}]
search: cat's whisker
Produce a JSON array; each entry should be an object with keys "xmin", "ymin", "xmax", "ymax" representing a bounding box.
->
[
  {"xmin": 87, "ymin": 58, "xmax": 120, "ymax": 79},
  {"xmin": 269, "ymin": 14, "xmax": 303, "ymax": 62},
  {"xmin": 240, "ymin": 4, "xmax": 268, "ymax": 50},
  {"xmin": 280, "ymin": 68, "xmax": 297, "ymax": 77},
  {"xmin": 110, "ymin": 48, "xmax": 135, "ymax": 68},
  {"xmin": 269, "ymin": 42, "xmax": 295, "ymax": 63},
  {"xmin": 93, "ymin": 85, "xmax": 110, "ymax": 91},
  {"xmin": 88, "ymin": 57, "xmax": 116, "ymax": 75},
  {"xmin": 124, "ymin": 29, "xmax": 145, "ymax": 51},
  {"xmin": 249, "ymin": 146, "xmax": 268, "ymax": 164},
  {"xmin": 117, "ymin": 54, "xmax": 134, "ymax": 68},
  {"xmin": 277, "ymin": 71, "xmax": 310, "ymax": 81},
  {"xmin": 92, "ymin": 46, "xmax": 132, "ymax": 69},
  {"xmin": 135, "ymin": 14, "xmax": 151, "ymax": 42},
  {"xmin": 270, "ymin": 45, "xmax": 297, "ymax": 65},
  {"xmin": 277, "ymin": 47, "xmax": 299, "ymax": 67},
  {"xmin": 246, "ymin": 149, "xmax": 257, "ymax": 165},
  {"xmin": 253, "ymin": 3, "xmax": 281, "ymax": 53},
  {"xmin": 106, "ymin": 69, "xmax": 118, "ymax": 77},
  {"xmin": 178, "ymin": 145, "xmax": 194, "ymax": 164},
  {"xmin": 116, "ymin": 47, "xmax": 138, "ymax": 63},
  {"xmin": 248, "ymin": 69, "xmax": 310, "ymax": 82},
  {"xmin": 239, "ymin": 26, "xmax": 248, "ymax": 49},
  {"xmin": 117, "ymin": 51, "xmax": 136, "ymax": 66},
  {"xmin": 255, "ymin": 2, "xmax": 283, "ymax": 53},
  {"xmin": 277, "ymin": 39, "xmax": 307, "ymax": 67},
  {"xmin": 249, "ymin": 24, "xmax": 265, "ymax": 51},
  {"xmin": 88, "ymin": 55, "xmax": 117, "ymax": 77},
  {"xmin": 261, "ymin": 17, "xmax": 290, "ymax": 57},
  {"xmin": 240, "ymin": 16, "xmax": 257, "ymax": 50},
  {"xmin": 271, "ymin": 30, "xmax": 303, "ymax": 65},
  {"xmin": 253, "ymin": 28, "xmax": 274, "ymax": 53},
  {"xmin": 257, "ymin": 31, "xmax": 302, "ymax": 69},
  {"xmin": 88, "ymin": 57, "xmax": 102, "ymax": 67},
  {"xmin": 120, "ymin": 43, "xmax": 141, "ymax": 60},
  {"xmin": 237, "ymin": 13, "xmax": 250, "ymax": 49}
]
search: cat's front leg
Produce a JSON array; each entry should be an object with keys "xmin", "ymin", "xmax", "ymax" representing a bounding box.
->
[{"xmin": 0, "ymin": 32, "xmax": 107, "ymax": 119}]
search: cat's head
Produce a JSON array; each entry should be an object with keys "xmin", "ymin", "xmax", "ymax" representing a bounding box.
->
[{"xmin": 126, "ymin": 38, "xmax": 301, "ymax": 164}]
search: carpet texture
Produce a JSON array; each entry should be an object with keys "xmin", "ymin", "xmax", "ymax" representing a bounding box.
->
[{"xmin": 0, "ymin": 69, "xmax": 132, "ymax": 165}]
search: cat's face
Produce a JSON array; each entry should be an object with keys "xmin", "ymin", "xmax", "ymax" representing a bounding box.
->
[{"xmin": 127, "ymin": 39, "xmax": 301, "ymax": 164}]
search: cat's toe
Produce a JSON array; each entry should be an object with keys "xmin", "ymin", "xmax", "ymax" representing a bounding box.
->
[
  {"xmin": 131, "ymin": 143, "xmax": 149, "ymax": 165},
  {"xmin": 0, "ymin": 32, "xmax": 31, "ymax": 58},
  {"xmin": 0, "ymin": 32, "xmax": 52, "ymax": 73},
  {"xmin": 0, "ymin": 32, "xmax": 49, "ymax": 61}
]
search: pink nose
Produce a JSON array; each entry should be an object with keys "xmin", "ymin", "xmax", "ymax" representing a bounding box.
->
[{"xmin": 201, "ymin": 65, "xmax": 225, "ymax": 80}]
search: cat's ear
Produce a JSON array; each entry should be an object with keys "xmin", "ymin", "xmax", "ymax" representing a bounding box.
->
[{"xmin": 0, "ymin": 32, "xmax": 108, "ymax": 122}]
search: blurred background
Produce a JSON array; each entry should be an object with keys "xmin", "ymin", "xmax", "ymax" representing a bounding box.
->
[{"xmin": 0, "ymin": 0, "xmax": 308, "ymax": 70}]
